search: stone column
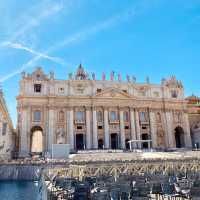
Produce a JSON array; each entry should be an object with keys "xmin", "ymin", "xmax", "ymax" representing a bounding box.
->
[
  {"xmin": 149, "ymin": 111, "xmax": 157, "ymax": 148},
  {"xmin": 120, "ymin": 109, "xmax": 125, "ymax": 149},
  {"xmin": 86, "ymin": 107, "xmax": 91, "ymax": 149},
  {"xmin": 92, "ymin": 108, "xmax": 98, "ymax": 149},
  {"xmin": 67, "ymin": 108, "xmax": 74, "ymax": 150},
  {"xmin": 19, "ymin": 107, "xmax": 29, "ymax": 157},
  {"xmin": 48, "ymin": 107, "xmax": 55, "ymax": 156},
  {"xmin": 104, "ymin": 108, "xmax": 109, "ymax": 149},
  {"xmin": 135, "ymin": 110, "xmax": 141, "ymax": 148},
  {"xmin": 183, "ymin": 112, "xmax": 192, "ymax": 148},
  {"xmin": 164, "ymin": 111, "xmax": 174, "ymax": 148},
  {"xmin": 130, "ymin": 108, "xmax": 136, "ymax": 141}
]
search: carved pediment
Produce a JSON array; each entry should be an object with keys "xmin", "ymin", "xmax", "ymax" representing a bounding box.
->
[
  {"xmin": 94, "ymin": 87, "xmax": 133, "ymax": 99},
  {"xmin": 30, "ymin": 67, "xmax": 49, "ymax": 81}
]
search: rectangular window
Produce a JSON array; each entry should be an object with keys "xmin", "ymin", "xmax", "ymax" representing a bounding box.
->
[
  {"xmin": 77, "ymin": 126, "xmax": 82, "ymax": 129},
  {"xmin": 123, "ymin": 111, "xmax": 129, "ymax": 122},
  {"xmin": 110, "ymin": 111, "xmax": 118, "ymax": 121},
  {"xmin": 2, "ymin": 123, "xmax": 7, "ymax": 135},
  {"xmin": 139, "ymin": 112, "xmax": 147, "ymax": 122},
  {"xmin": 76, "ymin": 111, "xmax": 85, "ymax": 122},
  {"xmin": 34, "ymin": 111, "xmax": 41, "ymax": 122},
  {"xmin": 98, "ymin": 125, "xmax": 103, "ymax": 129},
  {"xmin": 97, "ymin": 89, "xmax": 102, "ymax": 93},
  {"xmin": 124, "ymin": 126, "xmax": 129, "ymax": 129},
  {"xmin": 34, "ymin": 84, "xmax": 41, "ymax": 93}
]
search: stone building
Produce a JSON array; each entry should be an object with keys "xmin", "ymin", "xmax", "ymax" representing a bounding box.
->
[
  {"xmin": 0, "ymin": 89, "xmax": 15, "ymax": 159},
  {"xmin": 17, "ymin": 65, "xmax": 192, "ymax": 157},
  {"xmin": 186, "ymin": 95, "xmax": 200, "ymax": 147}
]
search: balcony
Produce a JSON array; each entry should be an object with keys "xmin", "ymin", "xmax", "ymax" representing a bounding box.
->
[
  {"xmin": 109, "ymin": 120, "xmax": 119, "ymax": 124},
  {"xmin": 75, "ymin": 119, "xmax": 85, "ymax": 124}
]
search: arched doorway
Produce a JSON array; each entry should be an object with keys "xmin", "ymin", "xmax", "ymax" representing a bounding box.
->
[
  {"xmin": 175, "ymin": 126, "xmax": 185, "ymax": 148},
  {"xmin": 110, "ymin": 133, "xmax": 118, "ymax": 149},
  {"xmin": 98, "ymin": 139, "xmax": 104, "ymax": 149},
  {"xmin": 30, "ymin": 126, "xmax": 43, "ymax": 155},
  {"xmin": 76, "ymin": 134, "xmax": 85, "ymax": 150}
]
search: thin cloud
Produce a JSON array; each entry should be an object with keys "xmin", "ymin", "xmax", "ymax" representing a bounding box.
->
[
  {"xmin": 2, "ymin": 41, "xmax": 66, "ymax": 65},
  {"xmin": 0, "ymin": 7, "xmax": 136, "ymax": 82},
  {"xmin": 51, "ymin": 8, "xmax": 136, "ymax": 52}
]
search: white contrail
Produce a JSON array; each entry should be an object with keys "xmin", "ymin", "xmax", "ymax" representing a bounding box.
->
[
  {"xmin": 0, "ymin": 56, "xmax": 40, "ymax": 82},
  {"xmin": 0, "ymin": 0, "xmax": 64, "ymax": 46},
  {"xmin": 2, "ymin": 41, "xmax": 66, "ymax": 65},
  {"xmin": 0, "ymin": 6, "xmax": 136, "ymax": 82}
]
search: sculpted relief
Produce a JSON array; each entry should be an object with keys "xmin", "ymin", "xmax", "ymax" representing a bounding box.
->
[
  {"xmin": 56, "ymin": 127, "xmax": 65, "ymax": 144},
  {"xmin": 157, "ymin": 127, "xmax": 165, "ymax": 148}
]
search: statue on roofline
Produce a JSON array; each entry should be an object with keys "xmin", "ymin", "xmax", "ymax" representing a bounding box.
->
[
  {"xmin": 102, "ymin": 72, "xmax": 106, "ymax": 81},
  {"xmin": 126, "ymin": 75, "xmax": 130, "ymax": 82},
  {"xmin": 146, "ymin": 76, "xmax": 150, "ymax": 84},
  {"xmin": 132, "ymin": 76, "xmax": 136, "ymax": 83},
  {"xmin": 118, "ymin": 74, "xmax": 122, "ymax": 82},
  {"xmin": 92, "ymin": 73, "xmax": 95, "ymax": 80},
  {"xmin": 50, "ymin": 71, "xmax": 54, "ymax": 79},
  {"xmin": 110, "ymin": 71, "xmax": 115, "ymax": 81}
]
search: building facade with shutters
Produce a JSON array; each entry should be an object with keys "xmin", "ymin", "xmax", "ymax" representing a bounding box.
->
[
  {"xmin": 16, "ymin": 65, "xmax": 192, "ymax": 157},
  {"xmin": 0, "ymin": 89, "xmax": 15, "ymax": 159}
]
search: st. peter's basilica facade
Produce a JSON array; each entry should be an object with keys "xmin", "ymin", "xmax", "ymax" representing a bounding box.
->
[{"xmin": 16, "ymin": 65, "xmax": 192, "ymax": 157}]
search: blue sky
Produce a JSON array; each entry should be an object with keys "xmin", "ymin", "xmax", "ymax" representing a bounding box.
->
[{"xmin": 0, "ymin": 0, "xmax": 200, "ymax": 126}]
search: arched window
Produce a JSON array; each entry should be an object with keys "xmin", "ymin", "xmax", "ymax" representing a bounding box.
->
[
  {"xmin": 34, "ymin": 110, "xmax": 41, "ymax": 122},
  {"xmin": 59, "ymin": 111, "xmax": 64, "ymax": 122}
]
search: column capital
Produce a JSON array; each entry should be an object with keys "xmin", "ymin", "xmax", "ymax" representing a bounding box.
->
[
  {"xmin": 47, "ymin": 105, "xmax": 56, "ymax": 110},
  {"xmin": 103, "ymin": 106, "xmax": 109, "ymax": 111},
  {"xmin": 149, "ymin": 108, "xmax": 156, "ymax": 113},
  {"xmin": 129, "ymin": 107, "xmax": 135, "ymax": 112},
  {"xmin": 92, "ymin": 106, "xmax": 97, "ymax": 111},
  {"xmin": 66, "ymin": 106, "xmax": 74, "ymax": 111},
  {"xmin": 119, "ymin": 106, "xmax": 126, "ymax": 111},
  {"xmin": 85, "ymin": 106, "xmax": 92, "ymax": 111}
]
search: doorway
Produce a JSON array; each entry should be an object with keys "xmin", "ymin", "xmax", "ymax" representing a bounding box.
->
[
  {"xmin": 141, "ymin": 133, "xmax": 149, "ymax": 149},
  {"xmin": 110, "ymin": 133, "xmax": 118, "ymax": 149},
  {"xmin": 98, "ymin": 139, "xmax": 104, "ymax": 149},
  {"xmin": 175, "ymin": 127, "xmax": 185, "ymax": 148},
  {"xmin": 76, "ymin": 134, "xmax": 85, "ymax": 150}
]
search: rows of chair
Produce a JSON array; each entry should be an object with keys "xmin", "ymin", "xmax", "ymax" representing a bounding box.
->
[{"xmin": 45, "ymin": 172, "xmax": 200, "ymax": 200}]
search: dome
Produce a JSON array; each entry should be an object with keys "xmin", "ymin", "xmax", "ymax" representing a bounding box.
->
[{"xmin": 75, "ymin": 64, "xmax": 88, "ymax": 80}]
